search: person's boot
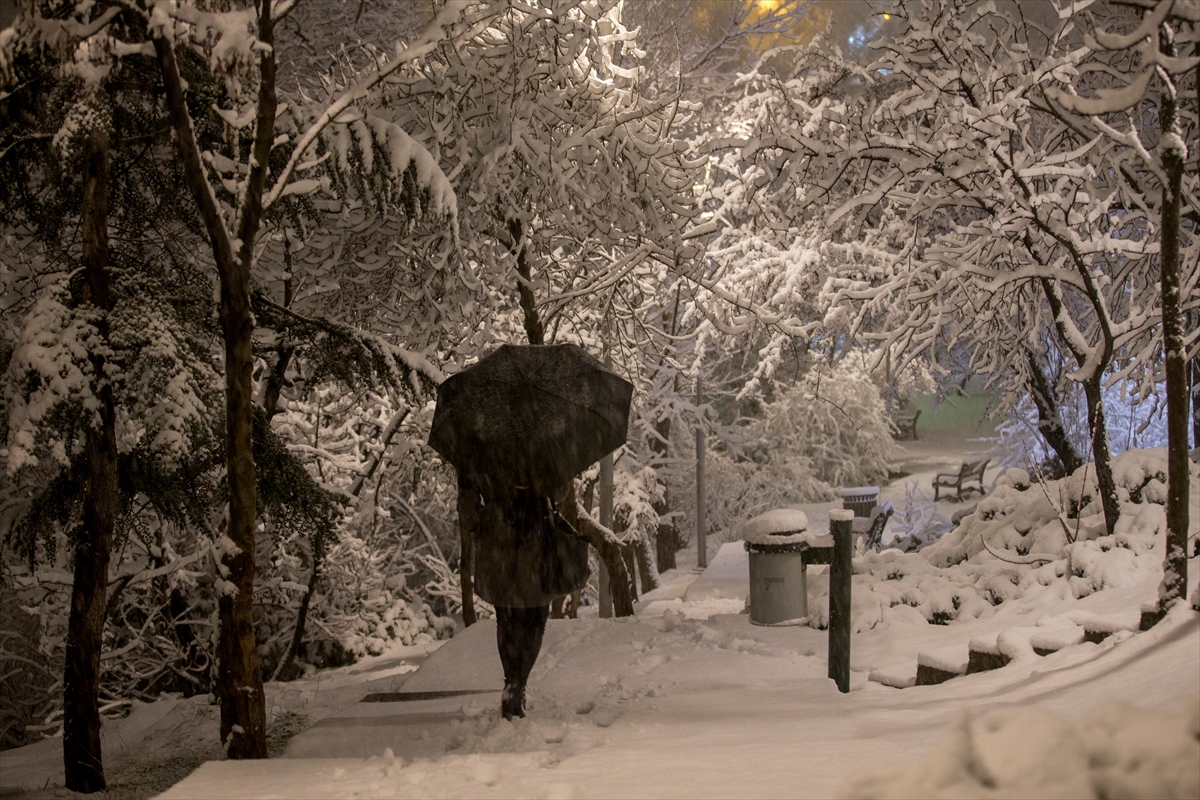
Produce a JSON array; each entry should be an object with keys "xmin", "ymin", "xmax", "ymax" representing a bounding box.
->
[{"xmin": 501, "ymin": 681, "xmax": 526, "ymax": 720}]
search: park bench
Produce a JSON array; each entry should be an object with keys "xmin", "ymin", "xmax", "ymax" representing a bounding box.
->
[
  {"xmin": 933, "ymin": 459, "xmax": 990, "ymax": 502},
  {"xmin": 892, "ymin": 408, "xmax": 921, "ymax": 440}
]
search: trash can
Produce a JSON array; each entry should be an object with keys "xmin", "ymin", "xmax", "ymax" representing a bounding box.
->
[
  {"xmin": 737, "ymin": 509, "xmax": 814, "ymax": 627},
  {"xmin": 745, "ymin": 537, "xmax": 809, "ymax": 625},
  {"xmin": 838, "ymin": 486, "xmax": 879, "ymax": 519}
]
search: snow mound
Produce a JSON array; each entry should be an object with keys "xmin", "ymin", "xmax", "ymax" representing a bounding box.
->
[
  {"xmin": 736, "ymin": 509, "xmax": 809, "ymax": 539},
  {"xmin": 842, "ymin": 696, "xmax": 1200, "ymax": 799},
  {"xmin": 805, "ymin": 449, "xmax": 1191, "ymax": 632}
]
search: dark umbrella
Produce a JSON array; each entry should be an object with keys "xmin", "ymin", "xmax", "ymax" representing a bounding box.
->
[{"xmin": 428, "ymin": 344, "xmax": 633, "ymax": 497}]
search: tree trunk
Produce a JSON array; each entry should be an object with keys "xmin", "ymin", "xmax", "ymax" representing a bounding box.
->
[
  {"xmin": 562, "ymin": 493, "xmax": 635, "ymax": 617},
  {"xmin": 620, "ymin": 541, "xmax": 638, "ymax": 599},
  {"xmin": 262, "ymin": 345, "xmax": 294, "ymax": 420},
  {"xmin": 649, "ymin": 416, "xmax": 678, "ymax": 570},
  {"xmin": 63, "ymin": 126, "xmax": 116, "ymax": 795},
  {"xmin": 152, "ymin": 23, "xmax": 270, "ymax": 758},
  {"xmin": 632, "ymin": 532, "xmax": 658, "ymax": 592},
  {"xmin": 155, "ymin": 0, "xmax": 276, "ymax": 757},
  {"xmin": 1190, "ymin": 321, "xmax": 1199, "ymax": 450},
  {"xmin": 457, "ymin": 477, "xmax": 478, "ymax": 627},
  {"xmin": 509, "ymin": 218, "xmax": 545, "ymax": 346},
  {"xmin": 654, "ymin": 498, "xmax": 679, "ymax": 570},
  {"xmin": 1154, "ymin": 69, "xmax": 1189, "ymax": 614},
  {"xmin": 1082, "ymin": 378, "xmax": 1120, "ymax": 537},
  {"xmin": 1025, "ymin": 348, "xmax": 1083, "ymax": 474},
  {"xmin": 214, "ymin": 221, "xmax": 268, "ymax": 758},
  {"xmin": 1036, "ymin": 275, "xmax": 1119, "ymax": 537}
]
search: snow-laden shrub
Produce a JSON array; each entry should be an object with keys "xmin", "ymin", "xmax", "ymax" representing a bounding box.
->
[
  {"xmin": 1, "ymin": 521, "xmax": 219, "ymax": 745},
  {"xmin": 0, "ymin": 579, "xmax": 61, "ymax": 750},
  {"xmin": 419, "ymin": 550, "xmax": 494, "ymax": 621},
  {"xmin": 679, "ymin": 358, "xmax": 896, "ymax": 553},
  {"xmin": 805, "ymin": 449, "xmax": 1190, "ymax": 632},
  {"xmin": 317, "ymin": 532, "xmax": 454, "ymax": 659},
  {"xmin": 886, "ymin": 479, "xmax": 952, "ymax": 552},
  {"xmin": 760, "ymin": 358, "xmax": 899, "ymax": 488},
  {"xmin": 928, "ymin": 448, "xmax": 1173, "ymax": 568}
]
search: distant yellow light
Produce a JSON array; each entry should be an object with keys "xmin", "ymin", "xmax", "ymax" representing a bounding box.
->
[
  {"xmin": 756, "ymin": 0, "xmax": 782, "ymax": 11},
  {"xmin": 883, "ymin": 13, "xmax": 891, "ymax": 20}
]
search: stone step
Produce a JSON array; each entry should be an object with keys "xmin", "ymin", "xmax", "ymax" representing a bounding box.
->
[
  {"xmin": 914, "ymin": 644, "xmax": 968, "ymax": 686},
  {"xmin": 873, "ymin": 615, "xmax": 1119, "ymax": 689}
]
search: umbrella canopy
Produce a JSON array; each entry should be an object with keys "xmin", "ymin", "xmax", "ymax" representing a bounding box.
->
[{"xmin": 428, "ymin": 344, "xmax": 633, "ymax": 497}]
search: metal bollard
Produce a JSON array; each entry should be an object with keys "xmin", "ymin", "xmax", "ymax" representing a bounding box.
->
[{"xmin": 828, "ymin": 511, "xmax": 854, "ymax": 693}]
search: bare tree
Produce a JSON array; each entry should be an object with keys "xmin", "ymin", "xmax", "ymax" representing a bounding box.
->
[{"xmin": 1050, "ymin": 0, "xmax": 1198, "ymax": 620}]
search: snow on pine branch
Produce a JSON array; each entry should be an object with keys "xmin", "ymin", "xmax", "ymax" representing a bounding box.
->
[{"xmin": 261, "ymin": 0, "xmax": 474, "ymax": 214}]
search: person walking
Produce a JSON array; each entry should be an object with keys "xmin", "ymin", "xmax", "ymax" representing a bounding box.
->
[{"xmin": 458, "ymin": 476, "xmax": 589, "ymax": 720}]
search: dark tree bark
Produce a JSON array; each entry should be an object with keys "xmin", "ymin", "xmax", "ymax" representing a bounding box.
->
[
  {"xmin": 649, "ymin": 294, "xmax": 682, "ymax": 572},
  {"xmin": 572, "ymin": 518, "xmax": 635, "ymax": 617},
  {"xmin": 63, "ymin": 126, "xmax": 116, "ymax": 794},
  {"xmin": 153, "ymin": 0, "xmax": 277, "ymax": 756},
  {"xmin": 649, "ymin": 416, "xmax": 679, "ymax": 570},
  {"xmin": 1038, "ymin": 274, "xmax": 1121, "ymax": 537},
  {"xmin": 632, "ymin": 534, "xmax": 657, "ymax": 592},
  {"xmin": 457, "ymin": 477, "xmax": 478, "ymax": 627},
  {"xmin": 509, "ymin": 218, "xmax": 545, "ymax": 346},
  {"xmin": 562, "ymin": 492, "xmax": 635, "ymax": 617},
  {"xmin": 1024, "ymin": 348, "xmax": 1083, "ymax": 475},
  {"xmin": 1080, "ymin": 378, "xmax": 1121, "ymax": 536},
  {"xmin": 620, "ymin": 541, "xmax": 639, "ymax": 599},
  {"xmin": 262, "ymin": 345, "xmax": 294, "ymax": 422},
  {"xmin": 1190, "ymin": 321, "xmax": 1199, "ymax": 450},
  {"xmin": 1153, "ymin": 33, "xmax": 1190, "ymax": 615}
]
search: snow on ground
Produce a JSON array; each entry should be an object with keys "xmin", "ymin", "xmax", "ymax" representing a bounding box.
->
[
  {"xmin": 2, "ymin": 400, "xmax": 1197, "ymax": 799},
  {"xmin": 162, "ymin": 579, "xmax": 1197, "ymax": 799}
]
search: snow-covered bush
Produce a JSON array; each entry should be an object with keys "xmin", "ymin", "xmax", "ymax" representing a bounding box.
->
[
  {"xmin": 253, "ymin": 386, "xmax": 459, "ymax": 676},
  {"xmin": 760, "ymin": 358, "xmax": 898, "ymax": 488},
  {"xmin": 681, "ymin": 357, "xmax": 896, "ymax": 551},
  {"xmin": 886, "ymin": 480, "xmax": 952, "ymax": 552},
  {"xmin": 1, "ymin": 525, "xmax": 219, "ymax": 741},
  {"xmin": 806, "ymin": 449, "xmax": 1193, "ymax": 633}
]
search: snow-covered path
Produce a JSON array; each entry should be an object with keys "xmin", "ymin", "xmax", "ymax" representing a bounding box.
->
[
  {"xmin": 2, "ymin": 401, "xmax": 1196, "ymax": 799},
  {"xmin": 156, "ymin": 570, "xmax": 1198, "ymax": 799},
  {"xmin": 155, "ymin": 397, "xmax": 1200, "ymax": 798}
]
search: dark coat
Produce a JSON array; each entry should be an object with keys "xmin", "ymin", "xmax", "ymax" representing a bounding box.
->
[{"xmin": 465, "ymin": 484, "xmax": 590, "ymax": 608}]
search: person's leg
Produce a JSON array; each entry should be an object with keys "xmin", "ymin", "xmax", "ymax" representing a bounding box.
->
[
  {"xmin": 495, "ymin": 605, "xmax": 549, "ymax": 719},
  {"xmin": 513, "ymin": 605, "xmax": 549, "ymax": 685}
]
